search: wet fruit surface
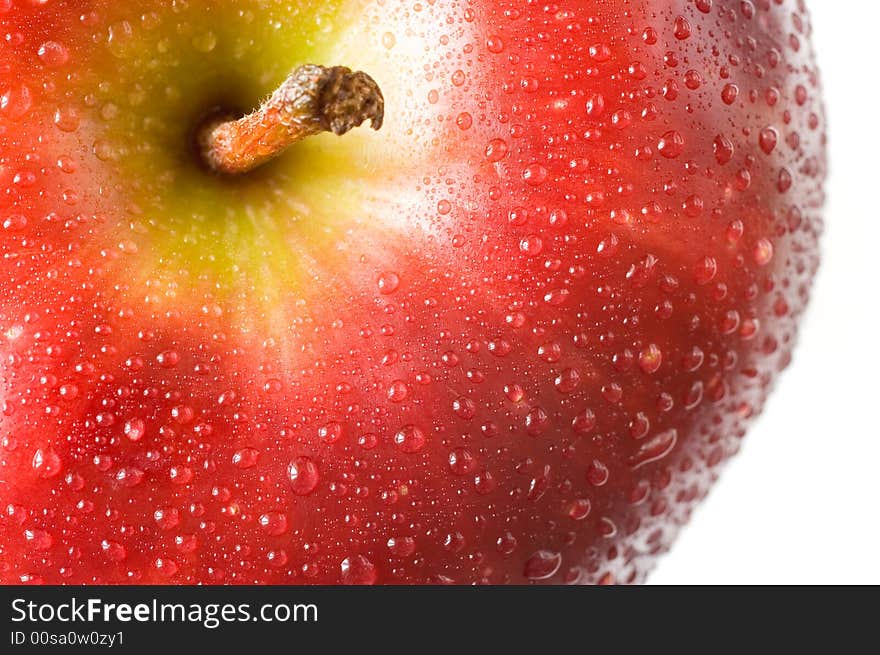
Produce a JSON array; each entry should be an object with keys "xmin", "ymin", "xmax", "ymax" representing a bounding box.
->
[{"xmin": 0, "ymin": 0, "xmax": 825, "ymax": 584}]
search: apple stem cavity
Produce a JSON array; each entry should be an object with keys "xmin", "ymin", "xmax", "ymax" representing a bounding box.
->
[{"xmin": 198, "ymin": 64, "xmax": 384, "ymax": 175}]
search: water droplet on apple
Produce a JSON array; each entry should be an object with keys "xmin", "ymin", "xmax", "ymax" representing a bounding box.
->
[
  {"xmin": 259, "ymin": 512, "xmax": 288, "ymax": 536},
  {"xmin": 32, "ymin": 448, "xmax": 62, "ymax": 479},
  {"xmin": 123, "ymin": 418, "xmax": 146, "ymax": 441},
  {"xmin": 589, "ymin": 43, "xmax": 612, "ymax": 62},
  {"xmin": 488, "ymin": 339, "xmax": 512, "ymax": 357},
  {"xmin": 37, "ymin": 41, "xmax": 69, "ymax": 68},
  {"xmin": 393, "ymin": 425, "xmax": 426, "ymax": 453},
  {"xmin": 673, "ymin": 16, "xmax": 691, "ymax": 39},
  {"xmin": 192, "ymin": 31, "xmax": 217, "ymax": 53},
  {"xmin": 554, "ymin": 368, "xmax": 581, "ymax": 393},
  {"xmin": 693, "ymin": 256, "xmax": 718, "ymax": 285},
  {"xmin": 496, "ymin": 532, "xmax": 518, "ymax": 556},
  {"xmin": 288, "ymin": 456, "xmax": 320, "ymax": 495},
  {"xmin": 485, "ymin": 138, "xmax": 508, "ymax": 162},
  {"xmin": 525, "ymin": 406, "xmax": 549, "ymax": 436},
  {"xmin": 658, "ymin": 130, "xmax": 684, "ymax": 158},
  {"xmin": 684, "ymin": 381, "xmax": 704, "ymax": 410},
  {"xmin": 156, "ymin": 350, "xmax": 179, "ymax": 368},
  {"xmin": 381, "ymin": 32, "xmax": 396, "ymax": 50},
  {"xmin": 175, "ymin": 534, "xmax": 198, "ymax": 554},
  {"xmin": 115, "ymin": 467, "xmax": 145, "ymax": 487},
  {"xmin": 387, "ymin": 536, "xmax": 416, "ymax": 557},
  {"xmin": 267, "ymin": 550, "xmax": 288, "ymax": 568},
  {"xmin": 171, "ymin": 405, "xmax": 193, "ymax": 425},
  {"xmin": 452, "ymin": 396, "xmax": 476, "ymax": 420},
  {"xmin": 486, "ymin": 35, "xmax": 505, "ymax": 53},
  {"xmin": 154, "ymin": 557, "xmax": 179, "ymax": 578},
  {"xmin": 340, "ymin": 554, "xmax": 377, "ymax": 584},
  {"xmin": 93, "ymin": 138, "xmax": 121, "ymax": 161},
  {"xmin": 169, "ymin": 466, "xmax": 193, "ymax": 485},
  {"xmin": 753, "ymin": 238, "xmax": 774, "ymax": 265},
  {"xmin": 6, "ymin": 504, "xmax": 27, "ymax": 525},
  {"xmin": 318, "ymin": 421, "xmax": 343, "ymax": 444},
  {"xmin": 24, "ymin": 529, "xmax": 53, "ymax": 551},
  {"xmin": 504, "ymin": 383, "xmax": 524, "ymax": 402},
  {"xmin": 721, "ymin": 83, "xmax": 739, "ymax": 105},
  {"xmin": 0, "ymin": 84, "xmax": 33, "ymax": 120},
  {"xmin": 107, "ymin": 21, "xmax": 135, "ymax": 58},
  {"xmin": 377, "ymin": 271, "xmax": 400, "ymax": 294},
  {"xmin": 585, "ymin": 92, "xmax": 606, "ymax": 117},
  {"xmin": 628, "ymin": 429, "xmax": 678, "ymax": 469},
  {"xmin": 358, "ymin": 433, "xmax": 378, "ymax": 450},
  {"xmin": 759, "ymin": 126, "xmax": 778, "ymax": 154},
  {"xmin": 101, "ymin": 540, "xmax": 127, "ymax": 562},
  {"xmin": 474, "ymin": 469, "xmax": 497, "ymax": 495},
  {"xmin": 777, "ymin": 167, "xmax": 793, "ymax": 193},
  {"xmin": 638, "ymin": 344, "xmax": 663, "ymax": 374},
  {"xmin": 572, "ymin": 408, "xmax": 596, "ymax": 434},
  {"xmin": 524, "ymin": 550, "xmax": 562, "ymax": 580},
  {"xmin": 543, "ymin": 288, "xmax": 570, "ymax": 305},
  {"xmin": 522, "ymin": 163, "xmax": 548, "ymax": 186},
  {"xmin": 263, "ymin": 378, "xmax": 283, "ymax": 394},
  {"xmin": 58, "ymin": 383, "xmax": 79, "ymax": 400},
  {"xmin": 448, "ymin": 447, "xmax": 477, "ymax": 475},
  {"xmin": 3, "ymin": 214, "xmax": 27, "ymax": 231},
  {"xmin": 519, "ymin": 235, "xmax": 544, "ymax": 257},
  {"xmin": 586, "ymin": 459, "xmax": 609, "ymax": 486},
  {"xmin": 232, "ymin": 448, "xmax": 259, "ymax": 469},
  {"xmin": 154, "ymin": 507, "xmax": 180, "ymax": 530},
  {"xmin": 387, "ymin": 380, "xmax": 408, "ymax": 402},
  {"xmin": 566, "ymin": 499, "xmax": 592, "ymax": 520}
]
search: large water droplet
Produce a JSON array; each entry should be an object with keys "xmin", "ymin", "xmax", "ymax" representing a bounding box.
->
[
  {"xmin": 287, "ymin": 456, "xmax": 320, "ymax": 495},
  {"xmin": 32, "ymin": 448, "xmax": 62, "ymax": 479},
  {"xmin": 0, "ymin": 84, "xmax": 32, "ymax": 120},
  {"xmin": 448, "ymin": 447, "xmax": 477, "ymax": 475},
  {"xmin": 377, "ymin": 271, "xmax": 400, "ymax": 295},
  {"xmin": 154, "ymin": 507, "xmax": 180, "ymax": 530},
  {"xmin": 586, "ymin": 460, "xmax": 609, "ymax": 486},
  {"xmin": 101, "ymin": 539, "xmax": 127, "ymax": 562},
  {"xmin": 658, "ymin": 130, "xmax": 684, "ymax": 159},
  {"xmin": 394, "ymin": 425, "xmax": 427, "ymax": 454}
]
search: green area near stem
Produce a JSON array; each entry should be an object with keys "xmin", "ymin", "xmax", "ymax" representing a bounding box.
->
[{"xmin": 85, "ymin": 0, "xmax": 385, "ymax": 292}]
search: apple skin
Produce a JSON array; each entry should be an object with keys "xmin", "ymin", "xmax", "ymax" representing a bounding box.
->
[{"xmin": 0, "ymin": 0, "xmax": 824, "ymax": 584}]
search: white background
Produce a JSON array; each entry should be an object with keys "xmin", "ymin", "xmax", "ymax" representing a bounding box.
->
[{"xmin": 653, "ymin": 3, "xmax": 880, "ymax": 584}]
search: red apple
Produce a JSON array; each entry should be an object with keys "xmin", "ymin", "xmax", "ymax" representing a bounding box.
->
[{"xmin": 0, "ymin": 0, "xmax": 824, "ymax": 584}]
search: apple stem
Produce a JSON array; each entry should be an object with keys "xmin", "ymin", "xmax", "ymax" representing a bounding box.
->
[{"xmin": 198, "ymin": 64, "xmax": 384, "ymax": 175}]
